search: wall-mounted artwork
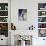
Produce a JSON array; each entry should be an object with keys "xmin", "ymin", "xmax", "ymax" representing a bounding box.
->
[
  {"xmin": 18, "ymin": 9, "xmax": 27, "ymax": 21},
  {"xmin": 0, "ymin": 11, "xmax": 8, "ymax": 16},
  {"xmin": 0, "ymin": 17, "xmax": 8, "ymax": 22},
  {"xmin": 38, "ymin": 3, "xmax": 46, "ymax": 10},
  {"xmin": 38, "ymin": 3, "xmax": 46, "ymax": 37},
  {"xmin": 38, "ymin": 17, "xmax": 46, "ymax": 22},
  {"xmin": 38, "ymin": 23, "xmax": 46, "ymax": 28},
  {"xmin": 0, "ymin": 3, "xmax": 8, "ymax": 10},
  {"xmin": 38, "ymin": 29, "xmax": 46, "ymax": 37},
  {"xmin": 0, "ymin": 23, "xmax": 8, "ymax": 37}
]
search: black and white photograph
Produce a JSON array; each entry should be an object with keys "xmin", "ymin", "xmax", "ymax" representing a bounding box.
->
[
  {"xmin": 18, "ymin": 9, "xmax": 27, "ymax": 21},
  {"xmin": 38, "ymin": 3, "xmax": 46, "ymax": 10}
]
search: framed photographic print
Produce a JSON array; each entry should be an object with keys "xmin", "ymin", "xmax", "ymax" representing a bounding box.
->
[
  {"xmin": 38, "ymin": 29, "xmax": 46, "ymax": 37},
  {"xmin": 18, "ymin": 9, "xmax": 27, "ymax": 21},
  {"xmin": 0, "ymin": 23, "xmax": 8, "ymax": 37}
]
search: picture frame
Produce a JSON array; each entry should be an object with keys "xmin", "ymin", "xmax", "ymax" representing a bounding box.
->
[{"xmin": 18, "ymin": 9, "xmax": 27, "ymax": 21}]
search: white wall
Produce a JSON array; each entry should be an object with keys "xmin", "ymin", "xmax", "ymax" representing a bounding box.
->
[
  {"xmin": 11, "ymin": 0, "xmax": 46, "ymax": 46},
  {"xmin": 11, "ymin": 0, "xmax": 38, "ymax": 30},
  {"xmin": 11, "ymin": 0, "xmax": 38, "ymax": 45}
]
